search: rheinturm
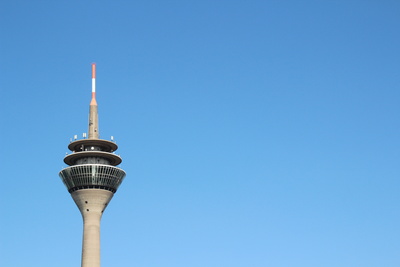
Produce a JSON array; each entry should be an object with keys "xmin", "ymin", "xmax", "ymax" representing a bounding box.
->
[{"xmin": 59, "ymin": 64, "xmax": 126, "ymax": 267}]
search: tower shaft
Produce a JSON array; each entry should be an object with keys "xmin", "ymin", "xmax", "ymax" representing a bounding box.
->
[
  {"xmin": 89, "ymin": 104, "xmax": 99, "ymax": 139},
  {"xmin": 72, "ymin": 190, "xmax": 114, "ymax": 267}
]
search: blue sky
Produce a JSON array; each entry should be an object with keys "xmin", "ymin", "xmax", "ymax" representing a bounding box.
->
[{"xmin": 1, "ymin": 1, "xmax": 400, "ymax": 266}]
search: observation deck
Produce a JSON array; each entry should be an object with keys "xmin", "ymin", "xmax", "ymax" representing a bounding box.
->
[
  {"xmin": 64, "ymin": 138, "xmax": 122, "ymax": 166},
  {"xmin": 60, "ymin": 138, "xmax": 126, "ymax": 193},
  {"xmin": 68, "ymin": 139, "xmax": 118, "ymax": 152},
  {"xmin": 59, "ymin": 164, "xmax": 126, "ymax": 193},
  {"xmin": 64, "ymin": 150, "xmax": 122, "ymax": 166}
]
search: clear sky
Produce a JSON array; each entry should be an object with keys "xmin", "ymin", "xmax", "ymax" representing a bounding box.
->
[{"xmin": 1, "ymin": 1, "xmax": 400, "ymax": 266}]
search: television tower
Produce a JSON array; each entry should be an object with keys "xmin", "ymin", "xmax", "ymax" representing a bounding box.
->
[{"xmin": 59, "ymin": 64, "xmax": 126, "ymax": 267}]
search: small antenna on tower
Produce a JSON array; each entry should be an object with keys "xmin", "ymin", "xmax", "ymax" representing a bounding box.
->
[
  {"xmin": 111, "ymin": 136, "xmax": 114, "ymax": 142},
  {"xmin": 74, "ymin": 135, "xmax": 78, "ymax": 140},
  {"xmin": 83, "ymin": 133, "xmax": 87, "ymax": 139}
]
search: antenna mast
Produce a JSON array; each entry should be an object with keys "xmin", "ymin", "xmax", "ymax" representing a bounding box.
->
[{"xmin": 88, "ymin": 63, "xmax": 99, "ymax": 139}]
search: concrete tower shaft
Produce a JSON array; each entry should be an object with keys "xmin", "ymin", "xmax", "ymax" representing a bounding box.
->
[
  {"xmin": 89, "ymin": 105, "xmax": 99, "ymax": 139},
  {"xmin": 59, "ymin": 64, "xmax": 126, "ymax": 267},
  {"xmin": 72, "ymin": 190, "xmax": 114, "ymax": 267}
]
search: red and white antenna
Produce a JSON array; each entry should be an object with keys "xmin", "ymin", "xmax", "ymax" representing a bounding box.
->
[
  {"xmin": 88, "ymin": 63, "xmax": 99, "ymax": 138},
  {"xmin": 90, "ymin": 63, "xmax": 97, "ymax": 105}
]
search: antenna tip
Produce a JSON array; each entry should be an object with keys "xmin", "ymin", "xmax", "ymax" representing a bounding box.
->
[{"xmin": 92, "ymin": 63, "xmax": 96, "ymax": 79}]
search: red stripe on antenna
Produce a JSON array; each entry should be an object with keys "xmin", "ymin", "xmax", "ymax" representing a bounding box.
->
[{"xmin": 92, "ymin": 63, "xmax": 96, "ymax": 79}]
